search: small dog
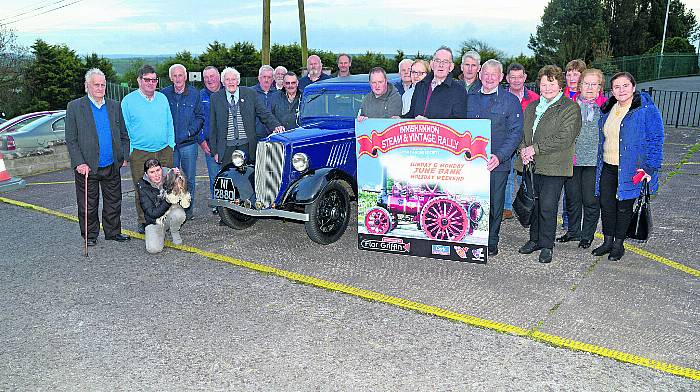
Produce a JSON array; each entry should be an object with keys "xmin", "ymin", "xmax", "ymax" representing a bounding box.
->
[{"xmin": 157, "ymin": 169, "xmax": 191, "ymax": 226}]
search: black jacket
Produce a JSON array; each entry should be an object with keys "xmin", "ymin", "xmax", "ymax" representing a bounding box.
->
[
  {"xmin": 138, "ymin": 172, "xmax": 171, "ymax": 225},
  {"xmin": 402, "ymin": 72, "xmax": 469, "ymax": 119}
]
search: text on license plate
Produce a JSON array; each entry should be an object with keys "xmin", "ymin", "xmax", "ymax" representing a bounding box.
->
[{"xmin": 214, "ymin": 177, "xmax": 236, "ymax": 200}]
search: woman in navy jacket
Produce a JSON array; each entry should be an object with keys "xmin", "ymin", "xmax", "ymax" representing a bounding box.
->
[{"xmin": 593, "ymin": 72, "xmax": 664, "ymax": 261}]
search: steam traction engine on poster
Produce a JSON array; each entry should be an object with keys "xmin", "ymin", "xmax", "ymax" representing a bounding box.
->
[{"xmin": 364, "ymin": 175, "xmax": 484, "ymax": 241}]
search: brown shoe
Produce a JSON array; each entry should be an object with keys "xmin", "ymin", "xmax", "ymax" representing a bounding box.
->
[{"xmin": 502, "ymin": 210, "xmax": 513, "ymax": 221}]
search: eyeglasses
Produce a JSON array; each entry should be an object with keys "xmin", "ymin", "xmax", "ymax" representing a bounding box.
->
[
  {"xmin": 582, "ymin": 82, "xmax": 600, "ymax": 88},
  {"xmin": 141, "ymin": 77, "xmax": 158, "ymax": 83},
  {"xmin": 284, "ymin": 81, "xmax": 298, "ymax": 85},
  {"xmin": 432, "ymin": 59, "xmax": 452, "ymax": 66},
  {"xmin": 411, "ymin": 71, "xmax": 427, "ymax": 76}
]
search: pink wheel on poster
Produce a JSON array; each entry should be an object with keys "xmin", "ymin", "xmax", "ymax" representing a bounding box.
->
[
  {"xmin": 364, "ymin": 207, "xmax": 393, "ymax": 234},
  {"xmin": 419, "ymin": 197, "xmax": 468, "ymax": 241}
]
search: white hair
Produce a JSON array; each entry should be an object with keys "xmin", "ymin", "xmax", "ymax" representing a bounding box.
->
[
  {"xmin": 168, "ymin": 63, "xmax": 186, "ymax": 77},
  {"xmin": 258, "ymin": 65, "xmax": 274, "ymax": 76},
  {"xmin": 462, "ymin": 50, "xmax": 481, "ymax": 65},
  {"xmin": 84, "ymin": 68, "xmax": 105, "ymax": 83},
  {"xmin": 481, "ymin": 59, "xmax": 503, "ymax": 74},
  {"xmin": 274, "ymin": 65, "xmax": 287, "ymax": 74},
  {"xmin": 221, "ymin": 67, "xmax": 240, "ymax": 83},
  {"xmin": 398, "ymin": 58, "xmax": 414, "ymax": 70}
]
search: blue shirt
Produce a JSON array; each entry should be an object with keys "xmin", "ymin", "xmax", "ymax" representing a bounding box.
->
[
  {"xmin": 121, "ymin": 90, "xmax": 175, "ymax": 153},
  {"xmin": 89, "ymin": 100, "xmax": 114, "ymax": 167}
]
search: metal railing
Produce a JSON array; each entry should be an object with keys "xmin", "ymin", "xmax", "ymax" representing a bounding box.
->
[{"xmin": 644, "ymin": 87, "xmax": 700, "ymax": 128}]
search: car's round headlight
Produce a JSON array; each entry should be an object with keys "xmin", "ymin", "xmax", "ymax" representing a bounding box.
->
[
  {"xmin": 292, "ymin": 153, "xmax": 309, "ymax": 172},
  {"xmin": 231, "ymin": 150, "xmax": 246, "ymax": 167}
]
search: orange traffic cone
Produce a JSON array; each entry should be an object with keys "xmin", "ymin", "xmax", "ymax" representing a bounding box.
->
[{"xmin": 0, "ymin": 152, "xmax": 26, "ymax": 192}]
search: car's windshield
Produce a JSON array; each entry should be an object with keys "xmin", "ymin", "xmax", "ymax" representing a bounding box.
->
[{"xmin": 301, "ymin": 91, "xmax": 365, "ymax": 118}]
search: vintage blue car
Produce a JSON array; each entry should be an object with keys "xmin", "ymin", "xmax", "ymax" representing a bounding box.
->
[{"xmin": 210, "ymin": 74, "xmax": 396, "ymax": 244}]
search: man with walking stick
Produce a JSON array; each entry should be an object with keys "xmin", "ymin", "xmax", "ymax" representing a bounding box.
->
[{"xmin": 66, "ymin": 68, "xmax": 131, "ymax": 247}]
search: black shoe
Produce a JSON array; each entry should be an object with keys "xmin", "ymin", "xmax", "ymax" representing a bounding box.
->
[
  {"xmin": 592, "ymin": 235, "xmax": 614, "ymax": 256},
  {"xmin": 137, "ymin": 224, "xmax": 146, "ymax": 235},
  {"xmin": 106, "ymin": 234, "xmax": 131, "ymax": 242},
  {"xmin": 518, "ymin": 241, "xmax": 542, "ymax": 254},
  {"xmin": 578, "ymin": 239, "xmax": 592, "ymax": 249},
  {"xmin": 538, "ymin": 248, "xmax": 553, "ymax": 263},
  {"xmin": 608, "ymin": 239, "xmax": 626, "ymax": 261},
  {"xmin": 86, "ymin": 238, "xmax": 97, "ymax": 247},
  {"xmin": 488, "ymin": 245, "xmax": 498, "ymax": 256},
  {"xmin": 556, "ymin": 233, "xmax": 580, "ymax": 243}
]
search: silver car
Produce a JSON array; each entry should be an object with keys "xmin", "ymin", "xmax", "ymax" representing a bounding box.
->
[{"xmin": 0, "ymin": 111, "xmax": 66, "ymax": 154}]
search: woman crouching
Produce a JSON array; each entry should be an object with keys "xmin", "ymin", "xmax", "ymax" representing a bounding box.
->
[{"xmin": 138, "ymin": 158, "xmax": 190, "ymax": 253}]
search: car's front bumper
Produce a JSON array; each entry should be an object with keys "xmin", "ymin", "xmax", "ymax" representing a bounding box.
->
[{"xmin": 209, "ymin": 198, "xmax": 310, "ymax": 222}]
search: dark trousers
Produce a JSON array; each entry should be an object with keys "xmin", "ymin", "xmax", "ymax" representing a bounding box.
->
[
  {"xmin": 75, "ymin": 164, "xmax": 123, "ymax": 239},
  {"xmin": 564, "ymin": 166, "xmax": 600, "ymax": 241},
  {"xmin": 129, "ymin": 147, "xmax": 173, "ymax": 224},
  {"xmin": 221, "ymin": 144, "xmax": 250, "ymax": 165},
  {"xmin": 488, "ymin": 170, "xmax": 508, "ymax": 247},
  {"xmin": 528, "ymin": 174, "xmax": 567, "ymax": 249},
  {"xmin": 599, "ymin": 163, "xmax": 635, "ymax": 239}
]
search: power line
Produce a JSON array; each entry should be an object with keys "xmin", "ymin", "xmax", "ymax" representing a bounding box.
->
[
  {"xmin": 0, "ymin": 0, "xmax": 72, "ymax": 23},
  {"xmin": 0, "ymin": 0, "xmax": 84, "ymax": 26}
]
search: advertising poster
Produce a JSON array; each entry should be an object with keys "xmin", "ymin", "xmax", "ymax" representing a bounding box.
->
[{"xmin": 356, "ymin": 119, "xmax": 491, "ymax": 263}]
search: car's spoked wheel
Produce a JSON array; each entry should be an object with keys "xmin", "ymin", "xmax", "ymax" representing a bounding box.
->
[
  {"xmin": 364, "ymin": 207, "xmax": 392, "ymax": 234},
  {"xmin": 419, "ymin": 197, "xmax": 468, "ymax": 241},
  {"xmin": 305, "ymin": 180, "xmax": 350, "ymax": 244}
]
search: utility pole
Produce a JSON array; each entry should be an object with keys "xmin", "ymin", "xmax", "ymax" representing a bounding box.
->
[
  {"xmin": 262, "ymin": 0, "xmax": 271, "ymax": 65},
  {"xmin": 298, "ymin": 0, "xmax": 308, "ymax": 70},
  {"xmin": 658, "ymin": 0, "xmax": 671, "ymax": 79}
]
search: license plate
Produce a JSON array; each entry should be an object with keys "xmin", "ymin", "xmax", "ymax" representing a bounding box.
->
[{"xmin": 214, "ymin": 177, "xmax": 236, "ymax": 201}]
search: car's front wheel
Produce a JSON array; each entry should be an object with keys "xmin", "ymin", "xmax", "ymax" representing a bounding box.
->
[
  {"xmin": 304, "ymin": 180, "xmax": 350, "ymax": 245},
  {"xmin": 218, "ymin": 206, "xmax": 257, "ymax": 230}
]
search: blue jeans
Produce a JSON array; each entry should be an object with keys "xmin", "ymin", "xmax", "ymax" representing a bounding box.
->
[
  {"xmin": 203, "ymin": 147, "xmax": 220, "ymax": 199},
  {"xmin": 504, "ymin": 161, "xmax": 516, "ymax": 210},
  {"xmin": 174, "ymin": 143, "xmax": 198, "ymax": 217}
]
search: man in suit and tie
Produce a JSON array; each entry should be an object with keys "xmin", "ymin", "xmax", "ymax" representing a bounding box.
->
[
  {"xmin": 209, "ymin": 67, "xmax": 284, "ymax": 165},
  {"xmin": 65, "ymin": 68, "xmax": 131, "ymax": 246}
]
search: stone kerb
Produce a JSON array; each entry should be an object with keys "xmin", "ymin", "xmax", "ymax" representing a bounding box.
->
[{"xmin": 3, "ymin": 143, "xmax": 71, "ymax": 177}]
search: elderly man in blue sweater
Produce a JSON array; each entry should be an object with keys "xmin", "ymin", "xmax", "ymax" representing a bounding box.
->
[
  {"xmin": 161, "ymin": 63, "xmax": 204, "ymax": 220},
  {"xmin": 466, "ymin": 59, "xmax": 524, "ymax": 257},
  {"xmin": 121, "ymin": 64, "xmax": 175, "ymax": 234}
]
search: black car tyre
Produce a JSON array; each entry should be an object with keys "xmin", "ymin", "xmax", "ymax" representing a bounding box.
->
[
  {"xmin": 218, "ymin": 206, "xmax": 257, "ymax": 229},
  {"xmin": 304, "ymin": 180, "xmax": 350, "ymax": 245}
]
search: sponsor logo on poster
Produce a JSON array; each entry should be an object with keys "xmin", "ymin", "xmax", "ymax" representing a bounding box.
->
[
  {"xmin": 471, "ymin": 248, "xmax": 485, "ymax": 262},
  {"xmin": 453, "ymin": 246, "xmax": 468, "ymax": 259},
  {"xmin": 360, "ymin": 237, "xmax": 411, "ymax": 253},
  {"xmin": 431, "ymin": 244, "xmax": 451, "ymax": 256}
]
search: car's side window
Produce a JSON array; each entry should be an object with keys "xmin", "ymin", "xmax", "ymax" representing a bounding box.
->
[{"xmin": 52, "ymin": 118, "xmax": 65, "ymax": 132}]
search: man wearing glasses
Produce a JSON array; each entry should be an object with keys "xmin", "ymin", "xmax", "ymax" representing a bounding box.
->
[
  {"xmin": 121, "ymin": 64, "xmax": 175, "ymax": 234},
  {"xmin": 402, "ymin": 46, "xmax": 468, "ymax": 119}
]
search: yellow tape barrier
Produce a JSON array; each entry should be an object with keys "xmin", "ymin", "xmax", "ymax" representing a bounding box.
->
[{"xmin": 1, "ymin": 195, "xmax": 698, "ymax": 381}]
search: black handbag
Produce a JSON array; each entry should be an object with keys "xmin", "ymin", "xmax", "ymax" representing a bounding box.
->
[
  {"xmin": 513, "ymin": 163, "xmax": 538, "ymax": 228},
  {"xmin": 627, "ymin": 179, "xmax": 653, "ymax": 242}
]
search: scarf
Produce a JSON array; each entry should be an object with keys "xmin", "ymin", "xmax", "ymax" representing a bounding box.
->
[
  {"xmin": 533, "ymin": 92, "xmax": 563, "ymax": 134},
  {"xmin": 578, "ymin": 96, "xmax": 598, "ymax": 122}
]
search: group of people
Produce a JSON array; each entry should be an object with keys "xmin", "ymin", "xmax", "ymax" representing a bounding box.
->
[{"xmin": 64, "ymin": 46, "xmax": 664, "ymax": 261}]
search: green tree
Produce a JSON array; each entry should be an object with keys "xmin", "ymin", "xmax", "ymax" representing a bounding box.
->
[
  {"xmin": 24, "ymin": 39, "xmax": 84, "ymax": 112},
  {"xmin": 458, "ymin": 39, "xmax": 507, "ymax": 64},
  {"xmin": 157, "ymin": 51, "xmax": 202, "ymax": 87},
  {"xmin": 270, "ymin": 43, "xmax": 303, "ymax": 72},
  {"xmin": 392, "ymin": 50, "xmax": 406, "ymax": 72},
  {"xmin": 83, "ymin": 53, "xmax": 116, "ymax": 82},
  {"xmin": 603, "ymin": 0, "xmax": 698, "ymax": 56},
  {"xmin": 349, "ymin": 51, "xmax": 391, "ymax": 74},
  {"xmin": 529, "ymin": 0, "xmax": 608, "ymax": 65},
  {"xmin": 0, "ymin": 26, "xmax": 30, "ymax": 118},
  {"xmin": 199, "ymin": 41, "xmax": 260, "ymax": 77},
  {"xmin": 646, "ymin": 36, "xmax": 696, "ymax": 53}
]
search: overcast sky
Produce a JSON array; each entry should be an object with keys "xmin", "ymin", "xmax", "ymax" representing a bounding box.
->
[{"xmin": 4, "ymin": 0, "xmax": 700, "ymax": 57}]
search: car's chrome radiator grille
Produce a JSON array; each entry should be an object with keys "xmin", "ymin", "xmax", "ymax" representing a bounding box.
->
[{"xmin": 254, "ymin": 141, "xmax": 284, "ymax": 208}]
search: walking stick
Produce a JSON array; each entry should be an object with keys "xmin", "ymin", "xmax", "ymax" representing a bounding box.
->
[{"xmin": 84, "ymin": 171, "xmax": 89, "ymax": 258}]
